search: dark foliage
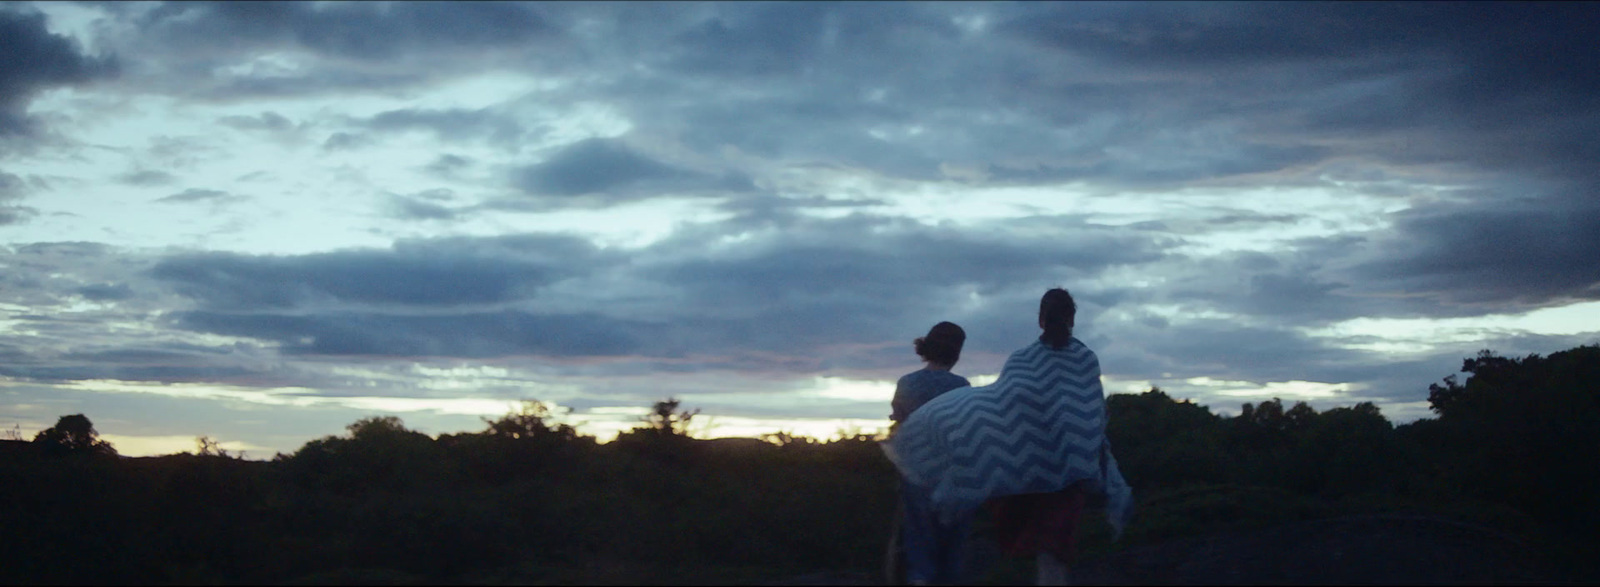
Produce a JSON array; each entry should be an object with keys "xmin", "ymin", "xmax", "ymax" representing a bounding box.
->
[
  {"xmin": 2, "ymin": 346, "xmax": 1597, "ymax": 584},
  {"xmin": 1406, "ymin": 346, "xmax": 1600, "ymax": 560},
  {"xmin": 31, "ymin": 413, "xmax": 118, "ymax": 458}
]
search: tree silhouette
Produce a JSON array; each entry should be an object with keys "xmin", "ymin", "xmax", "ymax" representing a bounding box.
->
[
  {"xmin": 1284, "ymin": 401, "xmax": 1318, "ymax": 431},
  {"xmin": 1107, "ymin": 388, "xmax": 1228, "ymax": 488},
  {"xmin": 1290, "ymin": 402, "xmax": 1403, "ymax": 496},
  {"xmin": 32, "ymin": 413, "xmax": 116, "ymax": 457},
  {"xmin": 195, "ymin": 435, "xmax": 234, "ymax": 458},
  {"xmin": 610, "ymin": 397, "xmax": 703, "ymax": 462},
  {"xmin": 1413, "ymin": 345, "xmax": 1600, "ymax": 536},
  {"xmin": 482, "ymin": 399, "xmax": 581, "ymax": 442},
  {"xmin": 280, "ymin": 415, "xmax": 449, "ymax": 496},
  {"xmin": 1426, "ymin": 373, "xmax": 1468, "ymax": 418},
  {"xmin": 439, "ymin": 400, "xmax": 593, "ymax": 485},
  {"xmin": 642, "ymin": 397, "xmax": 701, "ymax": 437}
]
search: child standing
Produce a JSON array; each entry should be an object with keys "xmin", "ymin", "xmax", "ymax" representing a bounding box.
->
[{"xmin": 888, "ymin": 321, "xmax": 972, "ymax": 585}]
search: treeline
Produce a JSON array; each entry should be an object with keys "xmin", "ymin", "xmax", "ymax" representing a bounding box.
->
[
  {"xmin": 1101, "ymin": 344, "xmax": 1600, "ymax": 579},
  {"xmin": 2, "ymin": 345, "xmax": 1596, "ymax": 584},
  {"xmin": 2, "ymin": 399, "xmax": 898, "ymax": 584}
]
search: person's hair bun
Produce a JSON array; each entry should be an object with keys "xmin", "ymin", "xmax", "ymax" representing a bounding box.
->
[{"xmin": 915, "ymin": 322, "xmax": 965, "ymax": 365}]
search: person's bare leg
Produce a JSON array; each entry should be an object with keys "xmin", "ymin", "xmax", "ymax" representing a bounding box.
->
[{"xmin": 1036, "ymin": 552, "xmax": 1070, "ymax": 586}]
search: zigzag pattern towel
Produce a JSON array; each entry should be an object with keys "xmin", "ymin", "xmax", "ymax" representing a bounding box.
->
[{"xmin": 882, "ymin": 338, "xmax": 1133, "ymax": 538}]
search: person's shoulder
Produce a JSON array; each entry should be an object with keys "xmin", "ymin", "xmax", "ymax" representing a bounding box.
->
[
  {"xmin": 937, "ymin": 369, "xmax": 969, "ymax": 383},
  {"xmin": 1009, "ymin": 339, "xmax": 1046, "ymax": 358},
  {"xmin": 897, "ymin": 369, "xmax": 928, "ymax": 384},
  {"xmin": 1011, "ymin": 337, "xmax": 1097, "ymax": 361},
  {"xmin": 1069, "ymin": 336, "xmax": 1099, "ymax": 357}
]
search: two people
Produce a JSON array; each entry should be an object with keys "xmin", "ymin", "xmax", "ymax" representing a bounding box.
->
[{"xmin": 885, "ymin": 288, "xmax": 1134, "ymax": 585}]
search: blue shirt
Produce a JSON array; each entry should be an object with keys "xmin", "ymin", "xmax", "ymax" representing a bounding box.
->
[{"xmin": 891, "ymin": 368, "xmax": 971, "ymax": 422}]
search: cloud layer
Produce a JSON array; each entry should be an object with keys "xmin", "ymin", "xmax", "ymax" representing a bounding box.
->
[{"xmin": 3, "ymin": 1, "xmax": 1599, "ymax": 454}]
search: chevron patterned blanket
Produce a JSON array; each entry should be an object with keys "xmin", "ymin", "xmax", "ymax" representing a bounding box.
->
[{"xmin": 882, "ymin": 338, "xmax": 1134, "ymax": 538}]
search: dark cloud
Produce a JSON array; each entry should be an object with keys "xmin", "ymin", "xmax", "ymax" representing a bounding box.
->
[
  {"xmin": 79, "ymin": 2, "xmax": 1599, "ymax": 193},
  {"xmin": 0, "ymin": 242, "xmax": 127, "ymax": 305},
  {"xmin": 321, "ymin": 132, "xmax": 372, "ymax": 151},
  {"xmin": 1144, "ymin": 251, "xmax": 1368, "ymax": 326},
  {"xmin": 0, "ymin": 363, "xmax": 260, "ymax": 385},
  {"xmin": 997, "ymin": 1, "xmax": 1595, "ymax": 117},
  {"xmin": 1209, "ymin": 213, "xmax": 1301, "ymax": 226},
  {"xmin": 1079, "ymin": 316, "xmax": 1446, "ymax": 410},
  {"xmin": 1002, "ymin": 3, "xmax": 1431, "ymax": 72},
  {"xmin": 149, "ymin": 234, "xmax": 611, "ymax": 310},
  {"xmin": 12, "ymin": 241, "xmax": 115, "ymax": 258},
  {"xmin": 0, "ymin": 338, "xmax": 279, "ymax": 385},
  {"xmin": 514, "ymin": 138, "xmax": 679, "ymax": 195},
  {"xmin": 0, "ymin": 6, "xmax": 119, "ymax": 138},
  {"xmin": 980, "ymin": 140, "xmax": 1332, "ymax": 187},
  {"xmin": 407, "ymin": 188, "xmax": 454, "ymax": 202},
  {"xmin": 109, "ymin": 1, "xmax": 555, "ymax": 100},
  {"xmin": 74, "ymin": 283, "xmax": 134, "ymax": 302},
  {"xmin": 621, "ymin": 213, "xmax": 1175, "ymax": 368},
  {"xmin": 125, "ymin": 1, "xmax": 554, "ymax": 60},
  {"xmin": 647, "ymin": 214, "xmax": 1169, "ymax": 304},
  {"xmin": 216, "ymin": 111, "xmax": 293, "ymax": 132},
  {"xmin": 358, "ymin": 107, "xmax": 530, "ymax": 147},
  {"xmin": 0, "ymin": 205, "xmax": 34, "ymax": 225},
  {"xmin": 423, "ymin": 154, "xmax": 473, "ymax": 177},
  {"xmin": 0, "ymin": 170, "xmax": 30, "ymax": 224},
  {"xmin": 1125, "ymin": 320, "xmax": 1358, "ymax": 383},
  {"xmin": 0, "ymin": 170, "xmax": 24, "ymax": 200},
  {"xmin": 154, "ymin": 188, "xmax": 245, "ymax": 204},
  {"xmin": 663, "ymin": 2, "xmax": 838, "ymax": 77},
  {"xmin": 116, "ymin": 169, "xmax": 178, "ymax": 187},
  {"xmin": 125, "ymin": 212, "xmax": 1176, "ymax": 368},
  {"xmin": 642, "ymin": 91, "xmax": 945, "ymax": 182},
  {"xmin": 1086, "ymin": 191, "xmax": 1600, "ymax": 325},
  {"xmin": 572, "ymin": 3, "xmax": 1335, "ymax": 186},
  {"xmin": 170, "ymin": 310, "xmax": 645, "ymax": 359},
  {"xmin": 203, "ymin": 70, "xmax": 432, "ymax": 101},
  {"xmin": 1104, "ymin": 236, "xmax": 1568, "ymax": 329},
  {"xmin": 1338, "ymin": 195, "xmax": 1600, "ymax": 308},
  {"xmin": 1001, "ymin": 2, "xmax": 1600, "ymax": 182},
  {"xmin": 0, "ymin": 243, "xmax": 288, "ymax": 387},
  {"xmin": 713, "ymin": 192, "xmax": 887, "ymax": 228},
  {"xmin": 387, "ymin": 189, "xmax": 460, "ymax": 221},
  {"xmin": 526, "ymin": 2, "xmax": 1600, "ymax": 194},
  {"xmin": 512, "ymin": 138, "xmax": 743, "ymax": 200},
  {"xmin": 1223, "ymin": 272, "xmax": 1358, "ymax": 323}
]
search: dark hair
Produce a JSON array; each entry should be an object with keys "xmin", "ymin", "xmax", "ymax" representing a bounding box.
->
[
  {"xmin": 1039, "ymin": 288, "xmax": 1076, "ymax": 349},
  {"xmin": 914, "ymin": 321, "xmax": 966, "ymax": 366}
]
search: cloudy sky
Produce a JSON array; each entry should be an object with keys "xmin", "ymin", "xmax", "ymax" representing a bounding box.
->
[{"xmin": 3, "ymin": 1, "xmax": 1597, "ymax": 457}]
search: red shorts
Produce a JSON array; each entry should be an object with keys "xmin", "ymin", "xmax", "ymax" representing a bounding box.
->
[{"xmin": 987, "ymin": 485, "xmax": 1088, "ymax": 561}]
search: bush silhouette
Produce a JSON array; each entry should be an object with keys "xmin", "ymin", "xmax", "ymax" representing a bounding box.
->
[{"xmin": 32, "ymin": 413, "xmax": 117, "ymax": 458}]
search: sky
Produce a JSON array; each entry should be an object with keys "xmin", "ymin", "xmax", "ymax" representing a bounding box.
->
[{"xmin": 2, "ymin": 1, "xmax": 1598, "ymax": 458}]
